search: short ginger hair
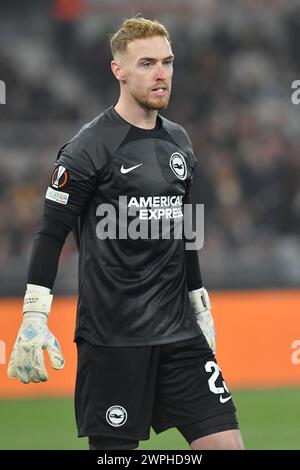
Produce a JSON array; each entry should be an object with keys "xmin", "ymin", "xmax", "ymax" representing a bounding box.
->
[{"xmin": 110, "ymin": 17, "xmax": 171, "ymax": 58}]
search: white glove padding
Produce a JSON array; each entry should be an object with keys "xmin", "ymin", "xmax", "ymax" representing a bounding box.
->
[
  {"xmin": 7, "ymin": 285, "xmax": 64, "ymax": 384},
  {"xmin": 189, "ymin": 287, "xmax": 216, "ymax": 354}
]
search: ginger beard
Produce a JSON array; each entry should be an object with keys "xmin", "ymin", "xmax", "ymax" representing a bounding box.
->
[{"xmin": 130, "ymin": 84, "xmax": 171, "ymax": 110}]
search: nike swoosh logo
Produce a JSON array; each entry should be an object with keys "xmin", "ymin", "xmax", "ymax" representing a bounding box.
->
[
  {"xmin": 120, "ymin": 163, "xmax": 143, "ymax": 174},
  {"xmin": 219, "ymin": 395, "xmax": 232, "ymax": 404}
]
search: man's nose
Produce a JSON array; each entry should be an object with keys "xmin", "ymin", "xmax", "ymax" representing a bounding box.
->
[{"xmin": 155, "ymin": 63, "xmax": 167, "ymax": 80}]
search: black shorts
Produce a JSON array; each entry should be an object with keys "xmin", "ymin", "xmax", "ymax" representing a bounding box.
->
[{"xmin": 75, "ymin": 334, "xmax": 239, "ymax": 450}]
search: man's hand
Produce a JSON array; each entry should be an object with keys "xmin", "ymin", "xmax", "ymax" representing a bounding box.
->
[
  {"xmin": 189, "ymin": 287, "xmax": 216, "ymax": 354},
  {"xmin": 7, "ymin": 285, "xmax": 64, "ymax": 384}
]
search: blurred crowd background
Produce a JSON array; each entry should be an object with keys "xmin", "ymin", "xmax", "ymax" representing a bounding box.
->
[{"xmin": 0, "ymin": 0, "xmax": 300, "ymax": 295}]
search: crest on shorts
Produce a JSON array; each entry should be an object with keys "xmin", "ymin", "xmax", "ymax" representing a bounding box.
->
[{"xmin": 106, "ymin": 405, "xmax": 128, "ymax": 427}]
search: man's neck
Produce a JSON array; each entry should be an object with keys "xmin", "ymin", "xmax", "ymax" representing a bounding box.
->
[{"xmin": 114, "ymin": 98, "xmax": 158, "ymax": 130}]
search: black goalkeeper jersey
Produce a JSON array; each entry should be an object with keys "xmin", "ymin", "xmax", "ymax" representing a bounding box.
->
[{"xmin": 44, "ymin": 105, "xmax": 202, "ymax": 346}]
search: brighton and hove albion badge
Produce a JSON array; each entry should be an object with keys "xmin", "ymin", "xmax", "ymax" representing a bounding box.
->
[
  {"xmin": 169, "ymin": 152, "xmax": 187, "ymax": 180},
  {"xmin": 106, "ymin": 405, "xmax": 128, "ymax": 427}
]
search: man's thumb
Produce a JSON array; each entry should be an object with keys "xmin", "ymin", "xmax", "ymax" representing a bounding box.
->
[
  {"xmin": 46, "ymin": 337, "xmax": 65, "ymax": 370},
  {"xmin": 7, "ymin": 350, "xmax": 17, "ymax": 379}
]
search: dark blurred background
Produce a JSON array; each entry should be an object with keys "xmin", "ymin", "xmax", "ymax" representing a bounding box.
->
[{"xmin": 0, "ymin": 0, "xmax": 300, "ymax": 295}]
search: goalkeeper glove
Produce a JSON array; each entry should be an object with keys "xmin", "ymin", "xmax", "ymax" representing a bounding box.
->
[
  {"xmin": 7, "ymin": 284, "xmax": 64, "ymax": 384},
  {"xmin": 189, "ymin": 287, "xmax": 216, "ymax": 354}
]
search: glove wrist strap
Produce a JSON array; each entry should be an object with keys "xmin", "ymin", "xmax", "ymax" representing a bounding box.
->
[
  {"xmin": 23, "ymin": 284, "xmax": 53, "ymax": 316},
  {"xmin": 189, "ymin": 287, "xmax": 211, "ymax": 314}
]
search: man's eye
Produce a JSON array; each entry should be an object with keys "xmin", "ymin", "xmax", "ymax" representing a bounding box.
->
[{"xmin": 143, "ymin": 62, "xmax": 152, "ymax": 67}]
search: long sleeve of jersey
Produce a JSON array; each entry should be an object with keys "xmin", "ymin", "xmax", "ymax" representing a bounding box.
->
[
  {"xmin": 183, "ymin": 160, "xmax": 203, "ymax": 291},
  {"xmin": 27, "ymin": 137, "xmax": 106, "ymax": 289}
]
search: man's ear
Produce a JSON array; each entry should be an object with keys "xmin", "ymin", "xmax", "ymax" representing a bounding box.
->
[{"xmin": 111, "ymin": 59, "xmax": 126, "ymax": 83}]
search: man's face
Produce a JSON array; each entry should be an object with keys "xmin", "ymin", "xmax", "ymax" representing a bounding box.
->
[{"xmin": 116, "ymin": 35, "xmax": 174, "ymax": 110}]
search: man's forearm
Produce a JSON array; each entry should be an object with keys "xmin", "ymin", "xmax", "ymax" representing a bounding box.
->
[
  {"xmin": 27, "ymin": 234, "xmax": 65, "ymax": 289},
  {"xmin": 27, "ymin": 204, "xmax": 77, "ymax": 289},
  {"xmin": 185, "ymin": 248, "xmax": 203, "ymax": 291}
]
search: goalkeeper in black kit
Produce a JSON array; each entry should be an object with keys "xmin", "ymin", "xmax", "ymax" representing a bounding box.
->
[{"xmin": 7, "ymin": 17, "xmax": 244, "ymax": 451}]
